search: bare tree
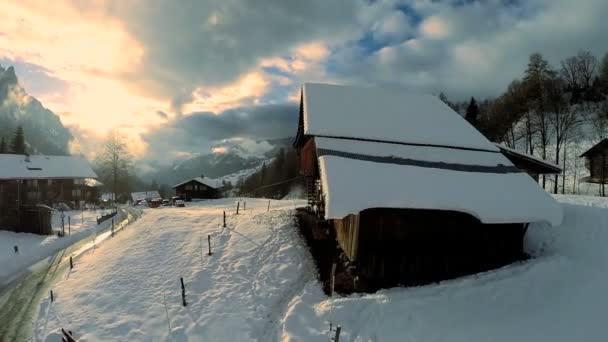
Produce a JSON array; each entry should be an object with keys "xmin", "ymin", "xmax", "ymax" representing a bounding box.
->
[
  {"xmin": 95, "ymin": 130, "xmax": 133, "ymax": 205},
  {"xmin": 560, "ymin": 56, "xmax": 580, "ymax": 90},
  {"xmin": 576, "ymin": 50, "xmax": 598, "ymax": 89},
  {"xmin": 546, "ymin": 77, "xmax": 583, "ymax": 193}
]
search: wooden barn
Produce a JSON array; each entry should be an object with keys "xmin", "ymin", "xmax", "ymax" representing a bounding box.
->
[
  {"xmin": 294, "ymin": 83, "xmax": 563, "ymax": 291},
  {"xmin": 580, "ymin": 139, "xmax": 608, "ymax": 195},
  {"xmin": 495, "ymin": 144, "xmax": 562, "ymax": 182},
  {"xmin": 172, "ymin": 176, "xmax": 222, "ymax": 201}
]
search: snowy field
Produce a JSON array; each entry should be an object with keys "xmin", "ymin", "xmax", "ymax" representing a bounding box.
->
[
  {"xmin": 34, "ymin": 196, "xmax": 608, "ymax": 341},
  {"xmin": 0, "ymin": 208, "xmax": 131, "ymax": 285}
]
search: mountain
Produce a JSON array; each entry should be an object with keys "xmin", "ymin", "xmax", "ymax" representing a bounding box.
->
[
  {"xmin": 0, "ymin": 65, "xmax": 72, "ymax": 154},
  {"xmin": 143, "ymin": 152, "xmax": 268, "ymax": 186},
  {"xmin": 142, "ymin": 137, "xmax": 294, "ymax": 186}
]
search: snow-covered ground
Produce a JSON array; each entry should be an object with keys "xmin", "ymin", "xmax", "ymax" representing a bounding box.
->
[
  {"xmin": 34, "ymin": 196, "xmax": 608, "ymax": 341},
  {"xmin": 1, "ymin": 208, "xmax": 124, "ymax": 285}
]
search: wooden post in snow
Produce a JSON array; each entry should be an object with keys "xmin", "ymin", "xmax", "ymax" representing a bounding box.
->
[
  {"xmin": 267, "ymin": 200, "xmax": 271, "ymax": 212},
  {"xmin": 208, "ymin": 235, "xmax": 212, "ymax": 256},
  {"xmin": 50, "ymin": 289, "xmax": 54, "ymax": 302},
  {"xmin": 243, "ymin": 201, "xmax": 246, "ymax": 212},
  {"xmin": 330, "ymin": 262, "xmax": 337, "ymax": 297},
  {"xmin": 180, "ymin": 277, "xmax": 187, "ymax": 306},
  {"xmin": 111, "ymin": 218, "xmax": 114, "ymax": 237},
  {"xmin": 236, "ymin": 202, "xmax": 240, "ymax": 215},
  {"xmin": 69, "ymin": 256, "xmax": 73, "ymax": 270},
  {"xmin": 68, "ymin": 216, "xmax": 71, "ymax": 236},
  {"xmin": 223, "ymin": 211, "xmax": 226, "ymax": 228},
  {"xmin": 334, "ymin": 325, "xmax": 341, "ymax": 342}
]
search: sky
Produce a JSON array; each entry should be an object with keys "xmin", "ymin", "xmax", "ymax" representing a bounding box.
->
[{"xmin": 0, "ymin": 0, "xmax": 607, "ymax": 169}]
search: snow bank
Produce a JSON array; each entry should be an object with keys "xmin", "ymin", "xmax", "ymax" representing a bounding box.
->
[
  {"xmin": 34, "ymin": 199, "xmax": 311, "ymax": 341},
  {"xmin": 33, "ymin": 195, "xmax": 608, "ymax": 341},
  {"xmin": 280, "ymin": 196, "xmax": 608, "ymax": 341}
]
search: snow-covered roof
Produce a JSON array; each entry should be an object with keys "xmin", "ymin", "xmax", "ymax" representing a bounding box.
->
[
  {"xmin": 0, "ymin": 153, "xmax": 97, "ymax": 180},
  {"xmin": 131, "ymin": 191, "xmax": 161, "ymax": 201},
  {"xmin": 495, "ymin": 144, "xmax": 561, "ymax": 173},
  {"xmin": 172, "ymin": 177, "xmax": 222, "ymax": 189},
  {"xmin": 302, "ymin": 83, "xmax": 498, "ymax": 152},
  {"xmin": 315, "ymin": 137, "xmax": 562, "ymax": 226}
]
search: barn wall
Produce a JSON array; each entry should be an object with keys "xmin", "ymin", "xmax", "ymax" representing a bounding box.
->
[
  {"xmin": 351, "ymin": 208, "xmax": 527, "ymax": 287},
  {"xmin": 299, "ymin": 139, "xmax": 318, "ymax": 177},
  {"xmin": 333, "ymin": 214, "xmax": 360, "ymax": 261}
]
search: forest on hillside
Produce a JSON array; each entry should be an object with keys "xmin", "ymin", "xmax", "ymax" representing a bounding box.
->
[{"xmin": 440, "ymin": 49, "xmax": 608, "ymax": 195}]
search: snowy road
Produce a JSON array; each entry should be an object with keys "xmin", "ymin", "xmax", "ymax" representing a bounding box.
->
[{"xmin": 0, "ymin": 207, "xmax": 139, "ymax": 342}]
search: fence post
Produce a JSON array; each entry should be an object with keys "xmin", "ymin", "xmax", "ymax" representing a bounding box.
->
[
  {"xmin": 180, "ymin": 277, "xmax": 187, "ymax": 306},
  {"xmin": 68, "ymin": 216, "xmax": 71, "ymax": 236},
  {"xmin": 50, "ymin": 290, "xmax": 54, "ymax": 303},
  {"xmin": 111, "ymin": 218, "xmax": 114, "ymax": 237},
  {"xmin": 236, "ymin": 202, "xmax": 240, "ymax": 215},
  {"xmin": 61, "ymin": 215, "xmax": 65, "ymax": 236},
  {"xmin": 69, "ymin": 256, "xmax": 73, "ymax": 270},
  {"xmin": 267, "ymin": 200, "xmax": 271, "ymax": 212},
  {"xmin": 330, "ymin": 262, "xmax": 337, "ymax": 297},
  {"xmin": 334, "ymin": 325, "xmax": 341, "ymax": 342},
  {"xmin": 223, "ymin": 211, "xmax": 226, "ymax": 228},
  {"xmin": 14, "ymin": 245, "xmax": 18, "ymax": 254},
  {"xmin": 208, "ymin": 235, "xmax": 212, "ymax": 256},
  {"xmin": 243, "ymin": 201, "xmax": 246, "ymax": 212}
]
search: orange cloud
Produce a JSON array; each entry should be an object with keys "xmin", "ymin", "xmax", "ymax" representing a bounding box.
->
[
  {"xmin": 420, "ymin": 16, "xmax": 450, "ymax": 40},
  {"xmin": 183, "ymin": 71, "xmax": 271, "ymax": 114}
]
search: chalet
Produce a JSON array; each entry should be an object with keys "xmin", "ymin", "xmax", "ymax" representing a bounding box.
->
[
  {"xmin": 580, "ymin": 139, "xmax": 608, "ymax": 195},
  {"xmin": 172, "ymin": 176, "xmax": 221, "ymax": 201},
  {"xmin": 0, "ymin": 153, "xmax": 97, "ymax": 234},
  {"xmin": 495, "ymin": 144, "xmax": 562, "ymax": 182},
  {"xmin": 294, "ymin": 83, "xmax": 563, "ymax": 291}
]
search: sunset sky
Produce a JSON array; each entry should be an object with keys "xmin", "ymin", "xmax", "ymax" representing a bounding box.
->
[{"xmin": 1, "ymin": 0, "xmax": 606, "ymax": 167}]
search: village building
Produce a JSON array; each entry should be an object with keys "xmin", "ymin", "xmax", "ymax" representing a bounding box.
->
[
  {"xmin": 495, "ymin": 143, "xmax": 562, "ymax": 182},
  {"xmin": 172, "ymin": 176, "xmax": 222, "ymax": 201},
  {"xmin": 294, "ymin": 83, "xmax": 563, "ymax": 291},
  {"xmin": 0, "ymin": 153, "xmax": 97, "ymax": 234},
  {"xmin": 580, "ymin": 139, "xmax": 608, "ymax": 195}
]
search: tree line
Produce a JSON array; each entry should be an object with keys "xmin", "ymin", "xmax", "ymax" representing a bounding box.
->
[
  {"xmin": 0, "ymin": 125, "xmax": 27, "ymax": 154},
  {"xmin": 235, "ymin": 147, "xmax": 302, "ymax": 198},
  {"xmin": 441, "ymin": 49, "xmax": 608, "ymax": 195}
]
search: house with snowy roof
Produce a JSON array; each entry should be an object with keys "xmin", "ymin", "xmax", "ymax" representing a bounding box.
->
[
  {"xmin": 294, "ymin": 83, "xmax": 563, "ymax": 291},
  {"xmin": 0, "ymin": 153, "xmax": 97, "ymax": 234},
  {"xmin": 172, "ymin": 175, "xmax": 222, "ymax": 201}
]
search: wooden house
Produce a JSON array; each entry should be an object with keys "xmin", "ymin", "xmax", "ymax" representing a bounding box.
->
[
  {"xmin": 495, "ymin": 144, "xmax": 562, "ymax": 182},
  {"xmin": 294, "ymin": 83, "xmax": 563, "ymax": 291},
  {"xmin": 0, "ymin": 153, "xmax": 97, "ymax": 234},
  {"xmin": 172, "ymin": 176, "xmax": 222, "ymax": 201},
  {"xmin": 580, "ymin": 139, "xmax": 608, "ymax": 184},
  {"xmin": 580, "ymin": 139, "xmax": 608, "ymax": 195}
]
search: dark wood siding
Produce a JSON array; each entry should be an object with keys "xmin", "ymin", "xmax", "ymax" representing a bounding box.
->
[
  {"xmin": 337, "ymin": 208, "xmax": 527, "ymax": 287},
  {"xmin": 174, "ymin": 180, "xmax": 220, "ymax": 201}
]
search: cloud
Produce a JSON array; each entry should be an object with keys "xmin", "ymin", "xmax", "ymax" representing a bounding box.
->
[{"xmin": 141, "ymin": 103, "xmax": 298, "ymax": 164}]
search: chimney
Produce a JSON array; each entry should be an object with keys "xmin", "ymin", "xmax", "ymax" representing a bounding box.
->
[{"xmin": 200, "ymin": 174, "xmax": 204, "ymax": 178}]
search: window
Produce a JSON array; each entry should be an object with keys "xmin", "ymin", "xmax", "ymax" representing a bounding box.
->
[
  {"xmin": 73, "ymin": 179, "xmax": 84, "ymax": 185},
  {"xmin": 26, "ymin": 179, "xmax": 38, "ymax": 187},
  {"xmin": 72, "ymin": 189, "xmax": 82, "ymax": 197},
  {"xmin": 48, "ymin": 179, "xmax": 53, "ymax": 185},
  {"xmin": 185, "ymin": 184, "xmax": 193, "ymax": 190}
]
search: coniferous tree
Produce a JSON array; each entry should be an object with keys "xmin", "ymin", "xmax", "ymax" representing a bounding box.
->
[
  {"xmin": 465, "ymin": 97, "xmax": 479, "ymax": 127},
  {"xmin": 10, "ymin": 126, "xmax": 26, "ymax": 154}
]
